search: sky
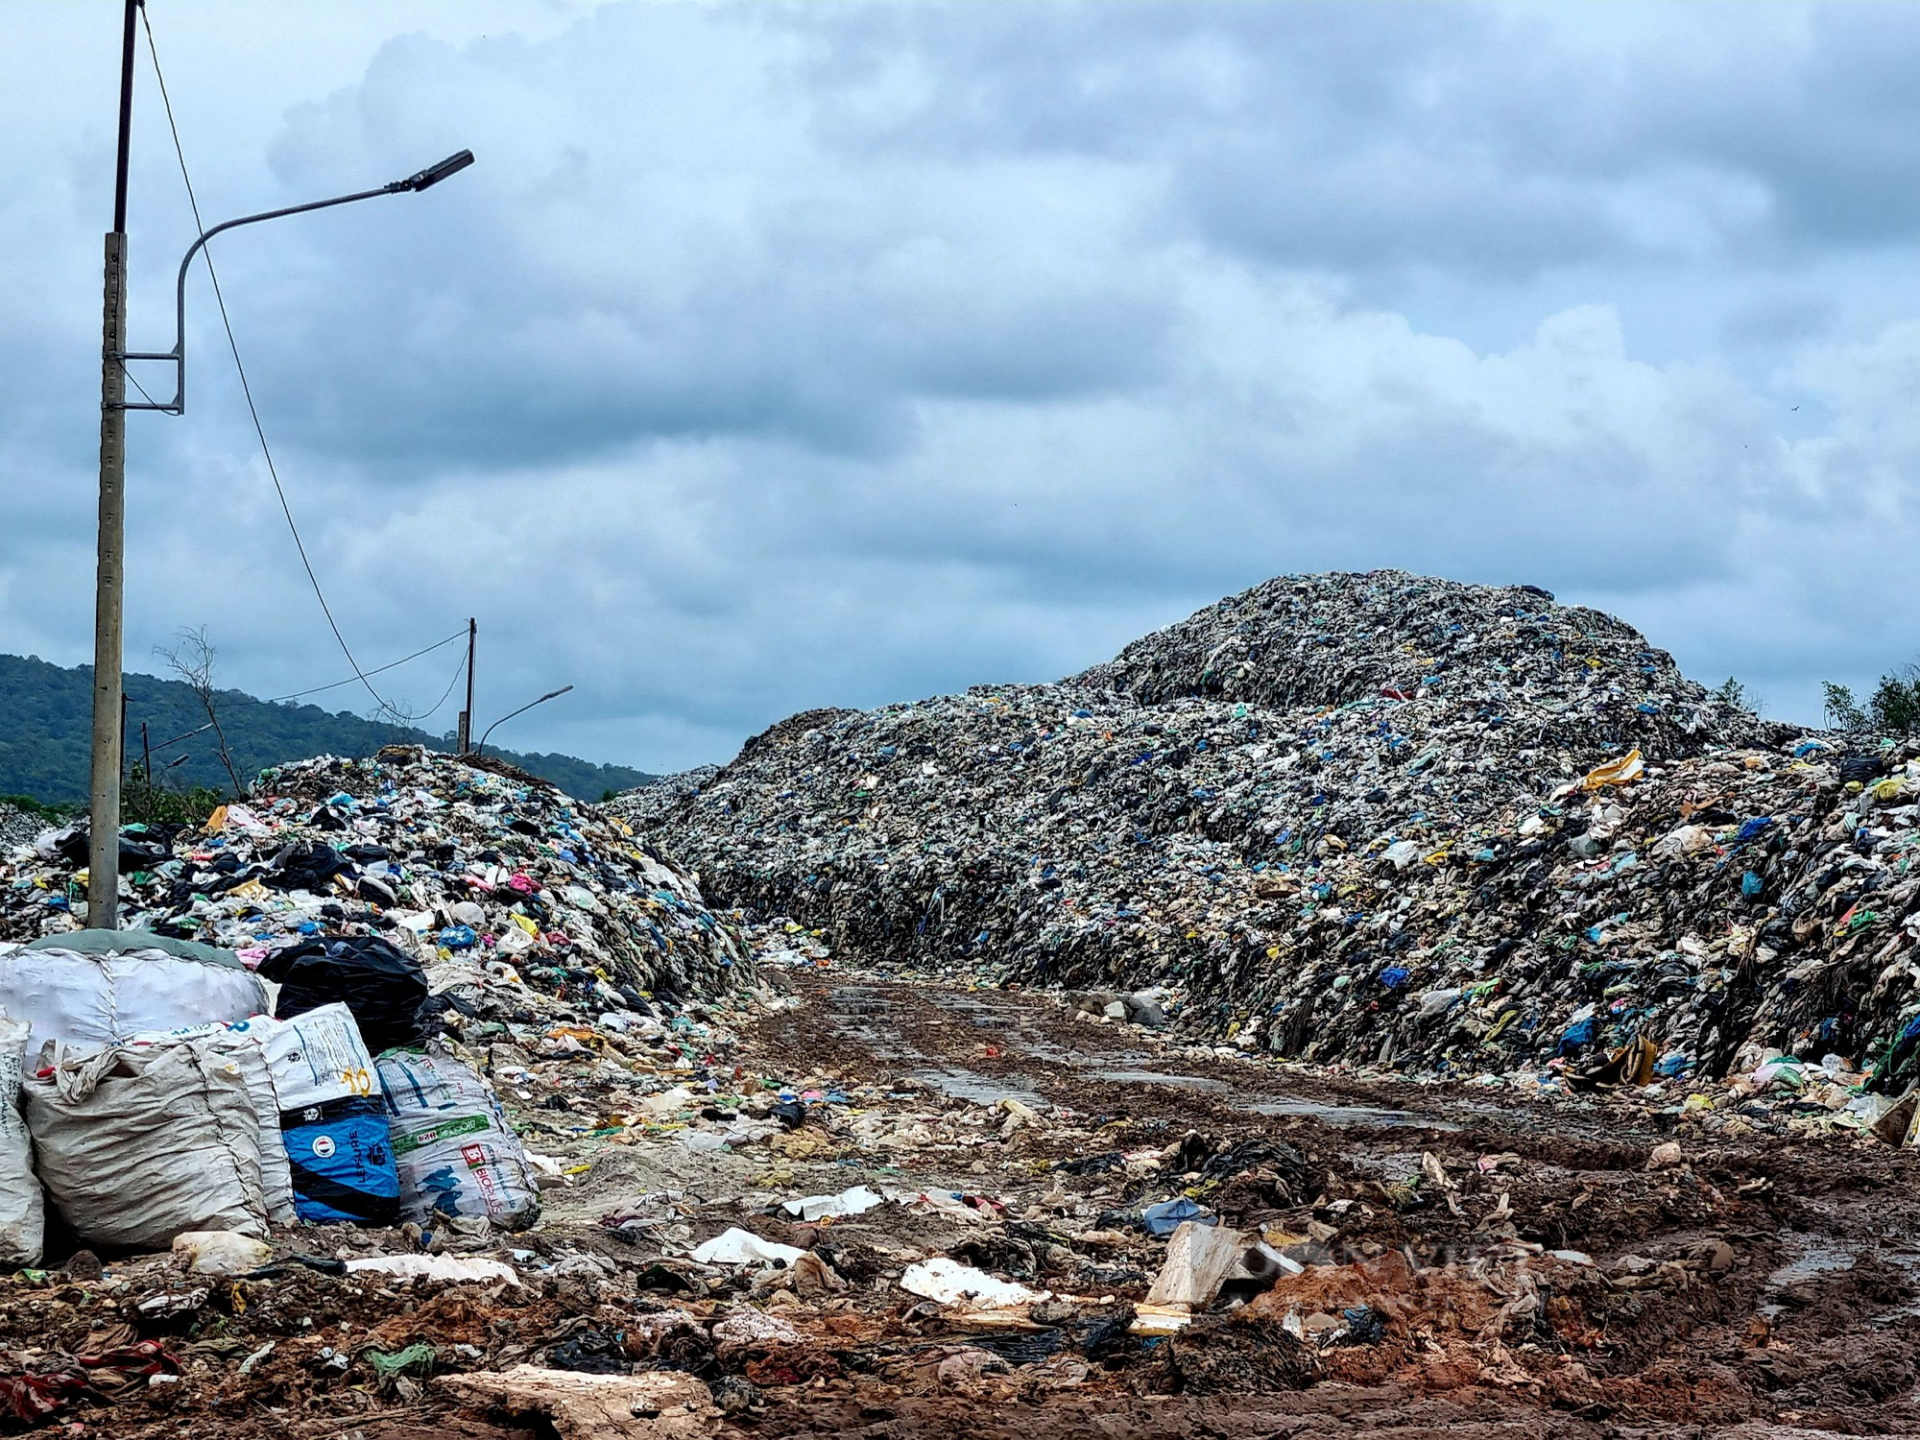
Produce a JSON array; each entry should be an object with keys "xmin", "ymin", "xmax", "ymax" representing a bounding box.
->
[{"xmin": 5, "ymin": 1, "xmax": 1920, "ymax": 772}]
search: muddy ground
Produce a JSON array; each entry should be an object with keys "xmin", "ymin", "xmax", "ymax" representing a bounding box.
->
[{"xmin": 25, "ymin": 971, "xmax": 1920, "ymax": 1440}]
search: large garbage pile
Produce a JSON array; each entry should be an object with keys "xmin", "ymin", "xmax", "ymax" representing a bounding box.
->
[
  {"xmin": 614, "ymin": 569, "xmax": 1920, "ymax": 1082},
  {"xmin": 1074, "ymin": 571, "xmax": 1758, "ymax": 756}
]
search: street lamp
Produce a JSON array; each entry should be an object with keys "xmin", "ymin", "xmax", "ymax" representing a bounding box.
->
[
  {"xmin": 117, "ymin": 149, "xmax": 476, "ymax": 414},
  {"xmin": 477, "ymin": 686, "xmax": 575, "ymax": 758},
  {"xmin": 85, "ymin": 117, "xmax": 476, "ymax": 926}
]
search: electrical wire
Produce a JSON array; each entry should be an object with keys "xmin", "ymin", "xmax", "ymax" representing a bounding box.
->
[
  {"xmin": 143, "ymin": 632, "xmax": 468, "ymax": 755},
  {"xmin": 264, "ymin": 627, "xmax": 466, "ymax": 704},
  {"xmin": 140, "ymin": 6, "xmax": 402, "ymax": 721},
  {"xmin": 403, "ymin": 646, "xmax": 470, "ymax": 727}
]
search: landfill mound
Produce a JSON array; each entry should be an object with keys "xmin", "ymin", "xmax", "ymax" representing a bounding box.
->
[
  {"xmin": 612, "ymin": 570, "xmax": 1920, "ymax": 1082},
  {"xmin": 1, "ymin": 746, "xmax": 748, "ymax": 1007},
  {"xmin": 0, "ymin": 804, "xmax": 44, "ymax": 855},
  {"xmin": 1074, "ymin": 570, "xmax": 1755, "ymax": 756},
  {"xmin": 607, "ymin": 762, "xmax": 723, "ymax": 832}
]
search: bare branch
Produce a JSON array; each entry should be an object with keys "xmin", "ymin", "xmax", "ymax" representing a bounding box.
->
[{"xmin": 156, "ymin": 626, "xmax": 246, "ymax": 796}]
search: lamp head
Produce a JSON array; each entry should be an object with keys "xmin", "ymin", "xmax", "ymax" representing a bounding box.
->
[{"xmin": 392, "ymin": 150, "xmax": 475, "ymax": 194}]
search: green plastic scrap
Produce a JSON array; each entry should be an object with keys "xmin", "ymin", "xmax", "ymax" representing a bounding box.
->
[{"xmin": 365, "ymin": 1344, "xmax": 436, "ymax": 1386}]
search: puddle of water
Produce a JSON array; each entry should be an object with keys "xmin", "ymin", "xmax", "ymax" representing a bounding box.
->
[
  {"xmin": 833, "ymin": 983, "xmax": 1489, "ymax": 1130},
  {"xmin": 1094, "ymin": 1069, "xmax": 1230, "ymax": 1091},
  {"xmin": 1766, "ymin": 1246, "xmax": 1857, "ymax": 1289},
  {"xmin": 835, "ymin": 984, "xmax": 1468, "ymax": 1126},
  {"xmin": 909, "ymin": 1067, "xmax": 1045, "ymax": 1108},
  {"xmin": 1244, "ymin": 1097, "xmax": 1459, "ymax": 1130},
  {"xmin": 924, "ymin": 992, "xmax": 1076, "ymax": 1061},
  {"xmin": 826, "ymin": 988, "xmax": 1046, "ymax": 1106}
]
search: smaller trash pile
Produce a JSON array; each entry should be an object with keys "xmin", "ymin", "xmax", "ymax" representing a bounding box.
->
[
  {"xmin": 4, "ymin": 746, "xmax": 748, "ymax": 1005},
  {"xmin": 0, "ymin": 744, "xmax": 758, "ymax": 1269},
  {"xmin": 0, "ymin": 807, "xmax": 42, "ymax": 857}
]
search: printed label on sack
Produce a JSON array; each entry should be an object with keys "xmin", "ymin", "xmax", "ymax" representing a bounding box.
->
[
  {"xmin": 264, "ymin": 1005, "xmax": 378, "ymax": 1110},
  {"xmin": 466, "ymin": 1145, "xmax": 503, "ymax": 1215},
  {"xmin": 389, "ymin": 1113, "xmax": 491, "ymax": 1157}
]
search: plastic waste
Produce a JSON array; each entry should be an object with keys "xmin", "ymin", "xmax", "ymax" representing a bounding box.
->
[
  {"xmin": 378, "ymin": 1044, "xmax": 539, "ymax": 1229},
  {"xmin": 1142, "ymin": 1196, "xmax": 1212, "ymax": 1236},
  {"xmin": 1580, "ymin": 749, "xmax": 1646, "ymax": 791},
  {"xmin": 899, "ymin": 1257, "xmax": 1049, "ymax": 1308},
  {"xmin": 691, "ymin": 1228, "xmax": 806, "ymax": 1267},
  {"xmin": 173, "ymin": 1230, "xmax": 274, "ymax": 1276},
  {"xmin": 260, "ymin": 935, "xmax": 428, "ymax": 1056},
  {"xmin": 343, "ymin": 1254, "xmax": 520, "ymax": 1285},
  {"xmin": 780, "ymin": 1185, "xmax": 883, "ymax": 1221}
]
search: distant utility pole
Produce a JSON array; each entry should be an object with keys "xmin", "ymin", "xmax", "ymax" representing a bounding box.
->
[
  {"xmin": 457, "ymin": 617, "xmax": 476, "ymax": 754},
  {"xmin": 86, "ymin": 0, "xmax": 139, "ymax": 929}
]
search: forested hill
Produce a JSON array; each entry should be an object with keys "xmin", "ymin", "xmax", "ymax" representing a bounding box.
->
[{"xmin": 0, "ymin": 653, "xmax": 654, "ymax": 805}]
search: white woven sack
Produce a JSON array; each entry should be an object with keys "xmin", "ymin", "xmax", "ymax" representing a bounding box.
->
[{"xmin": 24, "ymin": 1038, "xmax": 269, "ymax": 1249}]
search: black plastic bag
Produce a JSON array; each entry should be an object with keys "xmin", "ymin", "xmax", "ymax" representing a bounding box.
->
[{"xmin": 259, "ymin": 935, "xmax": 429, "ymax": 1054}]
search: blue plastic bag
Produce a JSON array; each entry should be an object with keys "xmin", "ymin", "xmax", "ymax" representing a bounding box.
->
[{"xmin": 1142, "ymin": 1197, "xmax": 1214, "ymax": 1236}]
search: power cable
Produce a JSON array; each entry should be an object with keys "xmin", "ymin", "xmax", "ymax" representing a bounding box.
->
[
  {"xmin": 144, "ymin": 630, "xmax": 467, "ymax": 755},
  {"xmin": 140, "ymin": 6, "xmax": 402, "ymax": 721},
  {"xmin": 405, "ymin": 646, "xmax": 470, "ymax": 727},
  {"xmin": 264, "ymin": 627, "xmax": 465, "ymax": 705}
]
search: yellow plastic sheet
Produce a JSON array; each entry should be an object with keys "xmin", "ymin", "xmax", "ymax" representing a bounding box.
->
[{"xmin": 1581, "ymin": 748, "xmax": 1644, "ymax": 790}]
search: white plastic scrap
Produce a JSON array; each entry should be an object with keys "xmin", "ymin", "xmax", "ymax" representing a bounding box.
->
[
  {"xmin": 780, "ymin": 1185, "xmax": 884, "ymax": 1221},
  {"xmin": 691, "ymin": 1227, "xmax": 806, "ymax": 1267},
  {"xmin": 899, "ymin": 1257, "xmax": 1049, "ymax": 1308},
  {"xmin": 344, "ymin": 1254, "xmax": 520, "ymax": 1285}
]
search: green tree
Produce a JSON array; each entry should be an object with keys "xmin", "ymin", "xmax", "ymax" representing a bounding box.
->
[
  {"xmin": 1712, "ymin": 676, "xmax": 1757, "ymax": 715},
  {"xmin": 1868, "ymin": 668, "xmax": 1920, "ymax": 734},
  {"xmin": 123, "ymin": 761, "xmax": 225, "ymax": 827},
  {"xmin": 1823, "ymin": 681, "xmax": 1869, "ymax": 732},
  {"xmin": 0, "ymin": 651, "xmax": 658, "ymax": 806}
]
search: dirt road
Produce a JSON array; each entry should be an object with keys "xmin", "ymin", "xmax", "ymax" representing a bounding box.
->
[
  {"xmin": 738, "ymin": 971, "xmax": 1920, "ymax": 1439},
  {"xmin": 62, "ymin": 971, "xmax": 1920, "ymax": 1440}
]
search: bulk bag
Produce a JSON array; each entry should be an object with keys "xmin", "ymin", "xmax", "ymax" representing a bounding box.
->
[
  {"xmin": 0, "ymin": 930, "xmax": 267, "ymax": 1053},
  {"xmin": 252, "ymin": 1005, "xmax": 398, "ymax": 1226},
  {"xmin": 25, "ymin": 1038, "xmax": 271, "ymax": 1248},
  {"xmin": 378, "ymin": 1045, "xmax": 537, "ymax": 1230}
]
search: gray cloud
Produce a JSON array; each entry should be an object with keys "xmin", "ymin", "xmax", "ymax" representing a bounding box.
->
[{"xmin": 7, "ymin": 1, "xmax": 1920, "ymax": 771}]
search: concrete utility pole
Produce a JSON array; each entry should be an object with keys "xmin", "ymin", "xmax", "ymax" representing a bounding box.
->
[
  {"xmin": 87, "ymin": 0, "xmax": 140, "ymax": 929},
  {"xmin": 457, "ymin": 617, "xmax": 476, "ymax": 754},
  {"xmin": 82, "ymin": 0, "xmax": 472, "ymax": 930}
]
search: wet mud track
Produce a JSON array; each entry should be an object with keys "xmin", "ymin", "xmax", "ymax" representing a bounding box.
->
[
  {"xmin": 69, "ymin": 973, "xmax": 1920, "ymax": 1440},
  {"xmin": 743, "ymin": 972, "xmax": 1920, "ymax": 1439}
]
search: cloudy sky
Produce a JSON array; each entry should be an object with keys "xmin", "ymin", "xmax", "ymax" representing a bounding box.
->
[{"xmin": 6, "ymin": 1, "xmax": 1920, "ymax": 771}]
